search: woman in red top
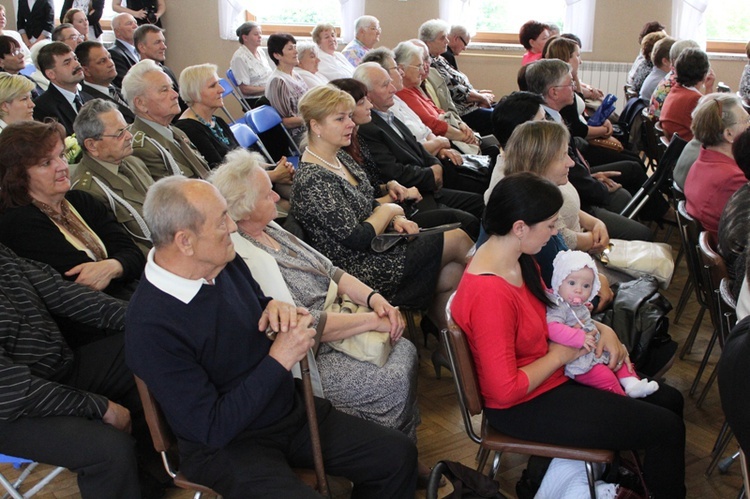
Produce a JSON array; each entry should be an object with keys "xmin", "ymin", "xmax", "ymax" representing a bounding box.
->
[{"xmin": 451, "ymin": 172, "xmax": 686, "ymax": 498}]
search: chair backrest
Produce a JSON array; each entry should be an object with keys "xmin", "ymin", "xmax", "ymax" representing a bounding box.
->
[
  {"xmin": 698, "ymin": 231, "xmax": 730, "ymax": 340},
  {"xmin": 641, "ymin": 109, "xmax": 665, "ymax": 168},
  {"xmin": 671, "ymin": 180, "xmax": 685, "ymax": 203},
  {"xmin": 245, "ymin": 105, "xmax": 283, "ymax": 134},
  {"xmin": 230, "ymin": 122, "xmax": 260, "ymax": 149},
  {"xmin": 676, "ymin": 200, "xmax": 707, "ymax": 307},
  {"xmin": 134, "ymin": 375, "xmax": 178, "ymax": 477},
  {"xmin": 442, "ymin": 294, "xmax": 483, "ymax": 445},
  {"xmin": 218, "ymin": 78, "xmax": 234, "ymax": 98},
  {"xmin": 660, "ymin": 133, "xmax": 688, "ymax": 173},
  {"xmin": 224, "ymin": 69, "xmax": 252, "ymax": 113},
  {"xmin": 226, "ymin": 68, "xmax": 239, "ymax": 87}
]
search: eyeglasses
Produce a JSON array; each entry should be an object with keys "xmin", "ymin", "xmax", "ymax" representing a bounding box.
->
[
  {"xmin": 64, "ymin": 34, "xmax": 85, "ymax": 42},
  {"xmin": 4, "ymin": 49, "xmax": 22, "ymax": 57},
  {"xmin": 404, "ymin": 64, "xmax": 423, "ymax": 71},
  {"xmin": 552, "ymin": 82, "xmax": 576, "ymax": 90},
  {"xmin": 98, "ymin": 124, "xmax": 133, "ymax": 140},
  {"xmin": 458, "ymin": 36, "xmax": 469, "ymax": 47}
]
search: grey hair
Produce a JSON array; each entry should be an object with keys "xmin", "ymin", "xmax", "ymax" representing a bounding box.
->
[
  {"xmin": 121, "ymin": 59, "xmax": 163, "ymax": 109},
  {"xmin": 525, "ymin": 59, "xmax": 571, "ymax": 96},
  {"xmin": 296, "ymin": 41, "xmax": 319, "ymax": 60},
  {"xmin": 393, "ymin": 41, "xmax": 422, "ymax": 66},
  {"xmin": 355, "ymin": 15, "xmax": 378, "ymax": 34},
  {"xmin": 179, "ymin": 63, "xmax": 218, "ymax": 106},
  {"xmin": 360, "ymin": 46, "xmax": 395, "ymax": 67},
  {"xmin": 449, "ymin": 25, "xmax": 469, "ymax": 38},
  {"xmin": 409, "ymin": 38, "xmax": 430, "ymax": 60},
  {"xmin": 353, "ymin": 62, "xmax": 384, "ymax": 91},
  {"xmin": 669, "ymin": 39, "xmax": 700, "ymax": 64},
  {"xmin": 0, "ymin": 74, "xmax": 35, "ymax": 119},
  {"xmin": 73, "ymin": 98, "xmax": 118, "ymax": 147},
  {"xmin": 418, "ymin": 19, "xmax": 449, "ymax": 43},
  {"xmin": 143, "ymin": 176, "xmax": 206, "ymax": 248},
  {"xmin": 208, "ymin": 149, "xmax": 266, "ymax": 221}
]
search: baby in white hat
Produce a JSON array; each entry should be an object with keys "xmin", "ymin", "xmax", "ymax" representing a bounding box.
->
[{"xmin": 547, "ymin": 250, "xmax": 658, "ymax": 398}]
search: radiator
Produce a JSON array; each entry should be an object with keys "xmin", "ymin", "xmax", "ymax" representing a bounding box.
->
[{"xmin": 579, "ymin": 61, "xmax": 632, "ymax": 112}]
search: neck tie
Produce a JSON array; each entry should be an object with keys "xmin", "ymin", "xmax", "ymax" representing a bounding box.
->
[
  {"xmin": 74, "ymin": 94, "xmax": 84, "ymax": 112},
  {"xmin": 108, "ymin": 86, "xmax": 129, "ymax": 108}
]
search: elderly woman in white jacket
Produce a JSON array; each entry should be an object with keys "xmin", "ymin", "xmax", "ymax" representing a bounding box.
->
[{"xmin": 312, "ymin": 22, "xmax": 354, "ymax": 81}]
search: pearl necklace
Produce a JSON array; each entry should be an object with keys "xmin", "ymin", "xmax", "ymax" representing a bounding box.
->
[{"xmin": 305, "ymin": 148, "xmax": 346, "ymax": 178}]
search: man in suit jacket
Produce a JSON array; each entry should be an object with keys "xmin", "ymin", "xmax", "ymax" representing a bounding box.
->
[
  {"xmin": 72, "ymin": 100, "xmax": 152, "ymax": 255},
  {"xmin": 76, "ymin": 41, "xmax": 134, "ymax": 123},
  {"xmin": 109, "ymin": 13, "xmax": 139, "ymax": 88},
  {"xmin": 133, "ymin": 23, "xmax": 186, "ymax": 116},
  {"xmin": 33, "ymin": 42, "xmax": 93, "ymax": 135},
  {"xmin": 16, "ymin": 0, "xmax": 54, "ymax": 47},
  {"xmin": 354, "ymin": 63, "xmax": 484, "ymax": 220},
  {"xmin": 122, "ymin": 60, "xmax": 209, "ymax": 181}
]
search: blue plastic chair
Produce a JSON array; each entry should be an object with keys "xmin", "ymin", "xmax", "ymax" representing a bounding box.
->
[
  {"xmin": 229, "ymin": 123, "xmax": 260, "ymax": 149},
  {"xmin": 225, "ymin": 68, "xmax": 253, "ymax": 112},
  {"xmin": 244, "ymin": 105, "xmax": 302, "ymax": 157},
  {"xmin": 0, "ymin": 454, "xmax": 65, "ymax": 499},
  {"xmin": 19, "ymin": 64, "xmax": 36, "ymax": 77}
]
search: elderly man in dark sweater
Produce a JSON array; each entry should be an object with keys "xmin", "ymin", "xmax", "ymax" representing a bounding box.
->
[
  {"xmin": 125, "ymin": 177, "xmax": 417, "ymax": 498},
  {"xmin": 0, "ymin": 243, "xmax": 153, "ymax": 498}
]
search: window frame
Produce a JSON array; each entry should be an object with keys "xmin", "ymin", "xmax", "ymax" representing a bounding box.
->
[{"xmin": 244, "ymin": 11, "xmax": 341, "ymax": 39}]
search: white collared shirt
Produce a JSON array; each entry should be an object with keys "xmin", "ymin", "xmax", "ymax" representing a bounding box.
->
[
  {"xmin": 53, "ymin": 83, "xmax": 81, "ymax": 112},
  {"xmin": 542, "ymin": 104, "xmax": 563, "ymax": 124},
  {"xmin": 144, "ymin": 249, "xmax": 213, "ymax": 304},
  {"xmin": 118, "ymin": 39, "xmax": 139, "ymax": 61}
]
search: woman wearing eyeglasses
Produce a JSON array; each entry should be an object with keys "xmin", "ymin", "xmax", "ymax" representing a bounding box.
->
[
  {"xmin": 684, "ymin": 93, "xmax": 750, "ymax": 239},
  {"xmin": 0, "ymin": 120, "xmax": 144, "ymax": 299}
]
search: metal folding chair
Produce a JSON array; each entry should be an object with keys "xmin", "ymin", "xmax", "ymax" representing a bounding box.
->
[
  {"xmin": 224, "ymin": 69, "xmax": 253, "ymax": 113},
  {"xmin": 0, "ymin": 454, "xmax": 65, "ymax": 499},
  {"xmin": 244, "ymin": 105, "xmax": 302, "ymax": 157}
]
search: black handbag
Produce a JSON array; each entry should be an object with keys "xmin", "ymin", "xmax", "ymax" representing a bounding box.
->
[{"xmin": 426, "ymin": 460, "xmax": 505, "ymax": 499}]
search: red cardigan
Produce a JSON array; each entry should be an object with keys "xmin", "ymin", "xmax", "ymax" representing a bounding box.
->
[
  {"xmin": 659, "ymin": 83, "xmax": 701, "ymax": 142},
  {"xmin": 396, "ymin": 86, "xmax": 449, "ymax": 136},
  {"xmin": 450, "ymin": 272, "xmax": 567, "ymax": 410}
]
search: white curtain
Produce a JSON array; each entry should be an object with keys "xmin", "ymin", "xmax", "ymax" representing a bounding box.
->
[
  {"xmin": 671, "ymin": 0, "xmax": 710, "ymax": 48},
  {"xmin": 564, "ymin": 0, "xmax": 595, "ymax": 52},
  {"xmin": 438, "ymin": 0, "xmax": 478, "ymax": 34},
  {"xmin": 340, "ymin": 0, "xmax": 366, "ymax": 42},
  {"xmin": 218, "ymin": 0, "xmax": 246, "ymax": 41}
]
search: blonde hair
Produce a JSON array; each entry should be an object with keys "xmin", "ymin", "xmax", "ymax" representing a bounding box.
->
[
  {"xmin": 178, "ymin": 63, "xmax": 218, "ymax": 106},
  {"xmin": 298, "ymin": 85, "xmax": 355, "ymax": 132},
  {"xmin": 311, "ymin": 23, "xmax": 336, "ymax": 45},
  {"xmin": 504, "ymin": 121, "xmax": 570, "ymax": 177},
  {"xmin": 0, "ymin": 74, "xmax": 35, "ymax": 119}
]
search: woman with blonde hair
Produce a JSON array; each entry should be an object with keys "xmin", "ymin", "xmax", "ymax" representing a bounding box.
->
[
  {"xmin": 0, "ymin": 73, "xmax": 36, "ymax": 131},
  {"xmin": 292, "ymin": 84, "xmax": 473, "ymax": 333},
  {"xmin": 312, "ymin": 23, "xmax": 353, "ymax": 81}
]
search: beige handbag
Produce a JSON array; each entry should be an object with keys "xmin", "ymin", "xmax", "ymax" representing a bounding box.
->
[
  {"xmin": 323, "ymin": 281, "xmax": 392, "ymax": 367},
  {"xmin": 599, "ymin": 239, "xmax": 675, "ymax": 289}
]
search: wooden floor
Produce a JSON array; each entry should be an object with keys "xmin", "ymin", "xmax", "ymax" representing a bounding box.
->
[{"xmin": 1, "ymin": 227, "xmax": 744, "ymax": 498}]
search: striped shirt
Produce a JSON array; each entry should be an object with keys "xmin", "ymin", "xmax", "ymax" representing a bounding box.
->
[{"xmin": 0, "ymin": 244, "xmax": 125, "ymax": 422}]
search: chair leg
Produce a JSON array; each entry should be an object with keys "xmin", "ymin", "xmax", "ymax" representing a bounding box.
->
[
  {"xmin": 706, "ymin": 423, "xmax": 735, "ymax": 476},
  {"xmin": 21, "ymin": 466, "xmax": 65, "ymax": 498},
  {"xmin": 680, "ymin": 305, "xmax": 706, "ymax": 359},
  {"xmin": 585, "ymin": 461, "xmax": 597, "ymax": 499},
  {"xmin": 696, "ymin": 361, "xmax": 720, "ymax": 408},
  {"xmin": 476, "ymin": 447, "xmax": 491, "ymax": 474},
  {"xmin": 0, "ymin": 472, "xmax": 24, "ymax": 499},
  {"xmin": 690, "ymin": 326, "xmax": 720, "ymax": 396},
  {"xmin": 489, "ymin": 451, "xmax": 502, "ymax": 480},
  {"xmin": 673, "ymin": 280, "xmax": 694, "ymax": 326}
]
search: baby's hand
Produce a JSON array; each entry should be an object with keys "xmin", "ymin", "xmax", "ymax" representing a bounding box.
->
[
  {"xmin": 583, "ymin": 331, "xmax": 597, "ymax": 352},
  {"xmin": 585, "ymin": 301, "xmax": 594, "ymax": 312}
]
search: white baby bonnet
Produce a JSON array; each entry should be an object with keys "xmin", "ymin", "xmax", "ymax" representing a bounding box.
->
[{"xmin": 551, "ymin": 250, "xmax": 601, "ymax": 303}]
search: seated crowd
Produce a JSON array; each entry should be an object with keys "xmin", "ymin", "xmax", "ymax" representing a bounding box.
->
[{"xmin": 6, "ymin": 10, "xmax": 750, "ymax": 499}]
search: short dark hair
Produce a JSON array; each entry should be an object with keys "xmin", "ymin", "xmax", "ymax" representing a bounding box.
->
[
  {"xmin": 267, "ymin": 33, "xmax": 296, "ymax": 66},
  {"xmin": 483, "ymin": 172, "xmax": 563, "ymax": 305},
  {"xmin": 330, "ymin": 78, "xmax": 368, "ymax": 103},
  {"xmin": 51, "ymin": 23, "xmax": 75, "ymax": 42},
  {"xmin": 0, "ymin": 35, "xmax": 21, "ymax": 58},
  {"xmin": 639, "ymin": 21, "xmax": 665, "ymax": 44},
  {"xmin": 519, "ymin": 21, "xmax": 549, "ymax": 50},
  {"xmin": 516, "ymin": 65, "xmax": 529, "ymax": 91},
  {"xmin": 37, "ymin": 42, "xmax": 74, "ymax": 76},
  {"xmin": 0, "ymin": 121, "xmax": 66, "ymax": 212},
  {"xmin": 491, "ymin": 91, "xmax": 544, "ymax": 147},
  {"xmin": 675, "ymin": 48, "xmax": 709, "ymax": 87},
  {"xmin": 75, "ymin": 40, "xmax": 105, "ymax": 67},
  {"xmin": 133, "ymin": 24, "xmax": 164, "ymax": 52}
]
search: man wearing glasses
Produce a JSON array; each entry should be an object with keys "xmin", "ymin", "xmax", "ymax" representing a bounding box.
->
[
  {"xmin": 51, "ymin": 23, "xmax": 84, "ymax": 51},
  {"xmin": 442, "ymin": 25, "xmax": 470, "ymax": 71},
  {"xmin": 342, "ymin": 15, "xmax": 381, "ymax": 66},
  {"xmin": 73, "ymin": 99, "xmax": 153, "ymax": 256}
]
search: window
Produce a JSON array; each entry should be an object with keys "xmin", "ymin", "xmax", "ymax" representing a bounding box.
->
[
  {"xmin": 705, "ymin": 0, "xmax": 750, "ymax": 53},
  {"xmin": 473, "ymin": 0, "xmax": 565, "ymax": 44},
  {"xmin": 52, "ymin": 0, "xmax": 116, "ymax": 23}
]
